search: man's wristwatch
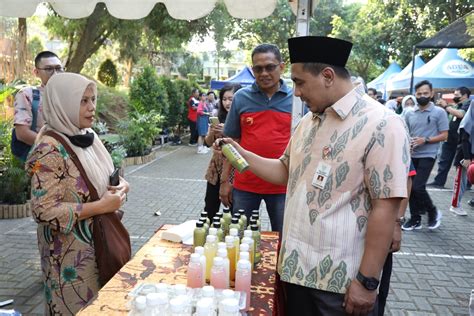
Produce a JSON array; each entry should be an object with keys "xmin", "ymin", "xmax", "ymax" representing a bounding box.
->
[
  {"xmin": 424, "ymin": 137, "xmax": 430, "ymax": 144},
  {"xmin": 356, "ymin": 271, "xmax": 379, "ymax": 291}
]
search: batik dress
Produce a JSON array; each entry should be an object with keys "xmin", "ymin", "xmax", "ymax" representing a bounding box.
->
[{"xmin": 26, "ymin": 135, "xmax": 100, "ymax": 315}]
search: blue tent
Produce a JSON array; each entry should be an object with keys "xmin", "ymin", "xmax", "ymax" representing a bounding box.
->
[
  {"xmin": 385, "ymin": 55, "xmax": 425, "ymax": 93},
  {"xmin": 210, "ymin": 66, "xmax": 255, "ymax": 90},
  {"xmin": 386, "ymin": 49, "xmax": 474, "ymax": 92},
  {"xmin": 367, "ymin": 62, "xmax": 402, "ymax": 96}
]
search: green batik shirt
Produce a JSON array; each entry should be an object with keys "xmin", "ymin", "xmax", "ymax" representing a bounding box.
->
[{"xmin": 278, "ymin": 87, "xmax": 410, "ymax": 294}]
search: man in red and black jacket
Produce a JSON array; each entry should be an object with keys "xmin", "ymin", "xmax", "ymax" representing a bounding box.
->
[{"xmin": 187, "ymin": 88, "xmax": 200, "ymax": 146}]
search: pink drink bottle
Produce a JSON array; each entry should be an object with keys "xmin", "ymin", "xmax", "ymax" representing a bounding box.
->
[
  {"xmin": 235, "ymin": 259, "xmax": 252, "ymax": 311},
  {"xmin": 210, "ymin": 257, "xmax": 227, "ymax": 289},
  {"xmin": 187, "ymin": 253, "xmax": 203, "ymax": 288}
]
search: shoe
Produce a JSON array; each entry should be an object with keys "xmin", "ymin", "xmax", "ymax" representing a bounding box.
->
[
  {"xmin": 449, "ymin": 206, "xmax": 467, "ymax": 216},
  {"xmin": 188, "ymin": 142, "xmax": 198, "ymax": 147},
  {"xmin": 468, "ymin": 199, "xmax": 474, "ymax": 208},
  {"xmin": 428, "ymin": 209, "xmax": 442, "ymax": 230},
  {"xmin": 426, "ymin": 182, "xmax": 445, "ymax": 189},
  {"xmin": 401, "ymin": 218, "xmax": 422, "ymax": 231}
]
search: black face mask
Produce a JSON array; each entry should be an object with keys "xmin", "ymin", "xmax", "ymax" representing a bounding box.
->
[
  {"xmin": 416, "ymin": 97, "xmax": 430, "ymax": 106},
  {"xmin": 63, "ymin": 131, "xmax": 94, "ymax": 148},
  {"xmin": 453, "ymin": 97, "xmax": 461, "ymax": 104}
]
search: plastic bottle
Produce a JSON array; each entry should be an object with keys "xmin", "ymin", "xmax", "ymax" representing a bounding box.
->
[
  {"xmin": 222, "ymin": 208, "xmax": 232, "ymax": 234},
  {"xmin": 229, "ymin": 228, "xmax": 240, "ymax": 265},
  {"xmin": 217, "ymin": 248, "xmax": 230, "ymax": 287},
  {"xmin": 194, "ymin": 246, "xmax": 207, "ymax": 285},
  {"xmin": 200, "ymin": 211, "xmax": 211, "ymax": 226},
  {"xmin": 218, "ymin": 298, "xmax": 240, "ymax": 316},
  {"xmin": 204, "ymin": 235, "xmax": 218, "ymax": 282},
  {"xmin": 131, "ymin": 295, "xmax": 147, "ymax": 316},
  {"xmin": 235, "ymin": 259, "xmax": 252, "ymax": 312},
  {"xmin": 213, "ymin": 222, "xmax": 225, "ymax": 242},
  {"xmin": 169, "ymin": 297, "xmax": 191, "ymax": 316},
  {"xmin": 225, "ymin": 235, "xmax": 236, "ymax": 282},
  {"xmin": 219, "ymin": 140, "xmax": 249, "ymax": 173},
  {"xmin": 250, "ymin": 224, "xmax": 261, "ymax": 264},
  {"xmin": 216, "ymin": 212, "xmax": 226, "ymax": 229},
  {"xmin": 187, "ymin": 253, "xmax": 204, "ymax": 288},
  {"xmin": 222, "ymin": 289, "xmax": 235, "ymax": 300},
  {"xmin": 194, "ymin": 221, "xmax": 207, "ymax": 249},
  {"xmin": 248, "ymin": 217, "xmax": 259, "ymax": 231},
  {"xmin": 242, "ymin": 232, "xmax": 255, "ymax": 268},
  {"xmin": 156, "ymin": 282, "xmax": 168, "ymax": 293},
  {"xmin": 195, "ymin": 297, "xmax": 214, "ymax": 316},
  {"xmin": 234, "ymin": 213, "xmax": 244, "ymax": 238},
  {"xmin": 201, "ymin": 285, "xmax": 216, "ymax": 311},
  {"xmin": 229, "ymin": 218, "xmax": 241, "ymax": 239},
  {"xmin": 237, "ymin": 209, "xmax": 247, "ymax": 231},
  {"xmin": 146, "ymin": 292, "xmax": 168, "ymax": 315},
  {"xmin": 199, "ymin": 216, "xmax": 210, "ymax": 233},
  {"xmin": 209, "ymin": 227, "xmax": 217, "ymax": 237},
  {"xmin": 239, "ymin": 242, "xmax": 253, "ymax": 272},
  {"xmin": 173, "ymin": 284, "xmax": 187, "ymax": 297},
  {"xmin": 210, "ymin": 257, "xmax": 228, "ymax": 289}
]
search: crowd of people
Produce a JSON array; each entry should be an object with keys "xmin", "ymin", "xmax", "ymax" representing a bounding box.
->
[{"xmin": 12, "ymin": 34, "xmax": 473, "ymax": 314}]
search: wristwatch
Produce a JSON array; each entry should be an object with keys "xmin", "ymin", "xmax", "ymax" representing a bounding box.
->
[
  {"xmin": 356, "ymin": 271, "xmax": 379, "ymax": 291},
  {"xmin": 424, "ymin": 137, "xmax": 430, "ymax": 144}
]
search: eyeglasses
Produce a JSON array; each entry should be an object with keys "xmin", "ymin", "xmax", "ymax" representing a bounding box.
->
[
  {"xmin": 37, "ymin": 66, "xmax": 64, "ymax": 74},
  {"xmin": 252, "ymin": 63, "xmax": 280, "ymax": 74}
]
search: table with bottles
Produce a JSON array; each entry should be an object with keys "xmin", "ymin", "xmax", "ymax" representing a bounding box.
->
[{"xmin": 77, "ymin": 224, "xmax": 280, "ymax": 315}]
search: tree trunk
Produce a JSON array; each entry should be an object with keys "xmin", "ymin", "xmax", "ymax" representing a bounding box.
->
[
  {"xmin": 65, "ymin": 4, "xmax": 110, "ymax": 73},
  {"xmin": 16, "ymin": 18, "xmax": 27, "ymax": 80},
  {"xmin": 123, "ymin": 58, "xmax": 133, "ymax": 87}
]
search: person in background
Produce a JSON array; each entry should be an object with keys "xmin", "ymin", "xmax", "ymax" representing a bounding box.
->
[
  {"xmin": 222, "ymin": 43, "xmax": 293, "ymax": 232},
  {"xmin": 368, "ymin": 88, "xmax": 378, "ymax": 100},
  {"xmin": 402, "ymin": 80, "xmax": 448, "ymax": 231},
  {"xmin": 187, "ymin": 88, "xmax": 200, "ymax": 146},
  {"xmin": 203, "ymin": 84, "xmax": 242, "ymax": 219},
  {"xmin": 207, "ymin": 91, "xmax": 219, "ymax": 117},
  {"xmin": 13, "ymin": 51, "xmax": 63, "ymax": 161},
  {"xmin": 429, "ymin": 87, "xmax": 471, "ymax": 188},
  {"xmin": 400, "ymin": 95, "xmax": 416, "ymax": 118},
  {"xmin": 26, "ymin": 73, "xmax": 130, "ymax": 314},
  {"xmin": 197, "ymin": 92, "xmax": 212, "ymax": 154},
  {"xmin": 449, "ymin": 99, "xmax": 474, "ymax": 216}
]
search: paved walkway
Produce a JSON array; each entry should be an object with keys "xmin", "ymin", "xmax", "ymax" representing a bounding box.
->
[{"xmin": 0, "ymin": 144, "xmax": 473, "ymax": 315}]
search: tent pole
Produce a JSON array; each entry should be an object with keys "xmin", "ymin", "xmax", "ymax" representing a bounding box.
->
[
  {"xmin": 291, "ymin": 0, "xmax": 312, "ymax": 134},
  {"xmin": 409, "ymin": 46, "xmax": 417, "ymax": 94}
]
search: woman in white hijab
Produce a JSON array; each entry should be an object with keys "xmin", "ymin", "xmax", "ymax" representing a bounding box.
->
[
  {"xmin": 26, "ymin": 73, "xmax": 129, "ymax": 314},
  {"xmin": 400, "ymin": 95, "xmax": 416, "ymax": 118}
]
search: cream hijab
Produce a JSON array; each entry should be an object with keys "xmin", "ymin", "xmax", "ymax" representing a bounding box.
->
[{"xmin": 37, "ymin": 72, "xmax": 114, "ymax": 197}]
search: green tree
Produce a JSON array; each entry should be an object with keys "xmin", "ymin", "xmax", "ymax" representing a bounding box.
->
[
  {"xmin": 27, "ymin": 36, "xmax": 44, "ymax": 61},
  {"xmin": 129, "ymin": 66, "xmax": 168, "ymax": 117},
  {"xmin": 97, "ymin": 59, "xmax": 118, "ymax": 87},
  {"xmin": 159, "ymin": 76, "xmax": 184, "ymax": 129},
  {"xmin": 178, "ymin": 53, "xmax": 203, "ymax": 78}
]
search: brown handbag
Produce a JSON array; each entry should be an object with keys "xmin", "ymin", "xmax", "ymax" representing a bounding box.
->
[{"xmin": 45, "ymin": 131, "xmax": 131, "ymax": 286}]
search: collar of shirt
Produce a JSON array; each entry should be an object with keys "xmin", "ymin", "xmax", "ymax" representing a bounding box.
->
[
  {"xmin": 414, "ymin": 102, "xmax": 435, "ymax": 112},
  {"xmin": 323, "ymin": 87, "xmax": 360, "ymax": 120},
  {"xmin": 250, "ymin": 79, "xmax": 290, "ymax": 95}
]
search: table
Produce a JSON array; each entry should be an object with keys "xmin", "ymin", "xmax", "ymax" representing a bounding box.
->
[{"xmin": 78, "ymin": 225, "xmax": 280, "ymax": 315}]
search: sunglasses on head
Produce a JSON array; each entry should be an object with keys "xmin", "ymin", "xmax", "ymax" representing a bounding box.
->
[{"xmin": 252, "ymin": 63, "xmax": 280, "ymax": 74}]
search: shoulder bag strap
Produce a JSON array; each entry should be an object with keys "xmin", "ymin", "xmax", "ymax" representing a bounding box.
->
[
  {"xmin": 44, "ymin": 130, "xmax": 100, "ymax": 201},
  {"xmin": 30, "ymin": 89, "xmax": 40, "ymax": 132}
]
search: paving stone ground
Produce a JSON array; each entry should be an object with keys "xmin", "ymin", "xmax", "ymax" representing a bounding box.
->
[{"xmin": 0, "ymin": 144, "xmax": 473, "ymax": 315}]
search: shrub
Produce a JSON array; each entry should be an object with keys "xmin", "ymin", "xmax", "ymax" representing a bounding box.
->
[
  {"xmin": 95, "ymin": 83, "xmax": 129, "ymax": 132},
  {"xmin": 118, "ymin": 111, "xmax": 162, "ymax": 157},
  {"xmin": 129, "ymin": 66, "xmax": 169, "ymax": 117},
  {"xmin": 98, "ymin": 59, "xmax": 118, "ymax": 87},
  {"xmin": 159, "ymin": 76, "xmax": 184, "ymax": 130}
]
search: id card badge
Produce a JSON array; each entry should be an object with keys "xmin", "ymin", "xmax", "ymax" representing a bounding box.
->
[{"xmin": 312, "ymin": 162, "xmax": 332, "ymax": 189}]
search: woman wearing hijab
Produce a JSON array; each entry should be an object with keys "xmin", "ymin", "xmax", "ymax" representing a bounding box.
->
[
  {"xmin": 449, "ymin": 100, "xmax": 474, "ymax": 216},
  {"xmin": 26, "ymin": 73, "xmax": 130, "ymax": 314},
  {"xmin": 400, "ymin": 95, "xmax": 416, "ymax": 118}
]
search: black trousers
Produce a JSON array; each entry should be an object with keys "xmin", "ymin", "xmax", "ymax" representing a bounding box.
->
[
  {"xmin": 378, "ymin": 252, "xmax": 392, "ymax": 316},
  {"xmin": 433, "ymin": 141, "xmax": 457, "ymax": 186},
  {"xmin": 409, "ymin": 157, "xmax": 437, "ymax": 221},
  {"xmin": 285, "ymin": 282, "xmax": 378, "ymax": 316},
  {"xmin": 204, "ymin": 181, "xmax": 221, "ymax": 220},
  {"xmin": 188, "ymin": 119, "xmax": 198, "ymax": 144}
]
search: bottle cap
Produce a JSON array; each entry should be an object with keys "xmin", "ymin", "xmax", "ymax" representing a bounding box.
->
[
  {"xmin": 219, "ymin": 298, "xmax": 239, "ymax": 312},
  {"xmin": 213, "ymin": 221, "xmax": 221, "ymax": 229},
  {"xmin": 234, "ymin": 213, "xmax": 241, "ymax": 219},
  {"xmin": 213, "ymin": 216, "xmax": 220, "ymax": 223},
  {"xmin": 244, "ymin": 230, "xmax": 253, "ymax": 238},
  {"xmin": 190, "ymin": 253, "xmax": 201, "ymax": 263},
  {"xmin": 225, "ymin": 235, "xmax": 234, "ymax": 244},
  {"xmin": 250, "ymin": 218, "xmax": 258, "ymax": 225},
  {"xmin": 156, "ymin": 282, "xmax": 168, "ymax": 293},
  {"xmin": 217, "ymin": 242, "xmax": 227, "ymax": 250},
  {"xmin": 252, "ymin": 209, "xmax": 259, "ymax": 216},
  {"xmin": 169, "ymin": 297, "xmax": 186, "ymax": 312},
  {"xmin": 196, "ymin": 221, "xmax": 204, "ymax": 228},
  {"xmin": 231, "ymin": 217, "xmax": 239, "ymax": 224},
  {"xmin": 238, "ymin": 209, "xmax": 246, "ymax": 215},
  {"xmin": 196, "ymin": 298, "xmax": 213, "ymax": 315},
  {"xmin": 251, "ymin": 224, "xmax": 259, "ymax": 231},
  {"xmin": 201, "ymin": 211, "xmax": 208, "ymax": 217},
  {"xmin": 240, "ymin": 243, "xmax": 250, "ymax": 252},
  {"xmin": 135, "ymin": 295, "xmax": 147, "ymax": 310},
  {"xmin": 194, "ymin": 246, "xmax": 204, "ymax": 255},
  {"xmin": 202, "ymin": 285, "xmax": 215, "ymax": 297},
  {"xmin": 199, "ymin": 217, "xmax": 208, "ymax": 224},
  {"xmin": 237, "ymin": 259, "xmax": 251, "ymax": 270},
  {"xmin": 239, "ymin": 251, "xmax": 250, "ymax": 261},
  {"xmin": 229, "ymin": 228, "xmax": 238, "ymax": 236},
  {"xmin": 206, "ymin": 235, "xmax": 217, "ymax": 243},
  {"xmin": 174, "ymin": 284, "xmax": 187, "ymax": 295},
  {"xmin": 213, "ymin": 256, "xmax": 224, "ymax": 266},
  {"xmin": 146, "ymin": 292, "xmax": 168, "ymax": 306},
  {"xmin": 216, "ymin": 212, "xmax": 224, "ymax": 218},
  {"xmin": 223, "ymin": 207, "xmax": 231, "ymax": 213},
  {"xmin": 209, "ymin": 227, "xmax": 217, "ymax": 236},
  {"xmin": 222, "ymin": 289, "xmax": 235, "ymax": 299},
  {"xmin": 217, "ymin": 248, "xmax": 228, "ymax": 257}
]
